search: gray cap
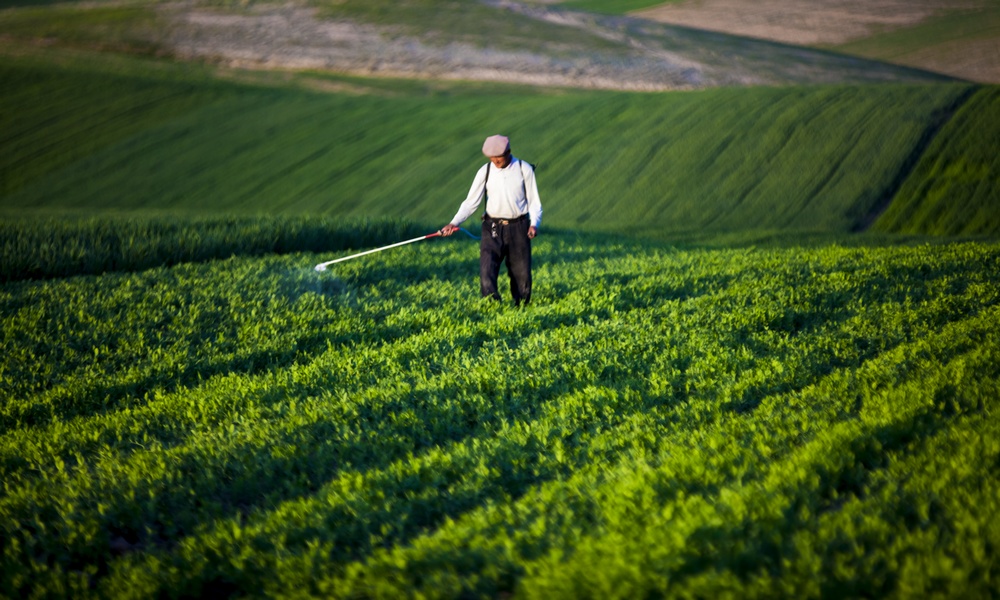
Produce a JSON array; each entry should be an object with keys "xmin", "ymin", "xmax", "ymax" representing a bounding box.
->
[{"xmin": 482, "ymin": 135, "xmax": 510, "ymax": 157}]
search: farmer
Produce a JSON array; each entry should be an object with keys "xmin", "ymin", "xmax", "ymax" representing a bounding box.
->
[{"xmin": 440, "ymin": 134, "xmax": 542, "ymax": 306}]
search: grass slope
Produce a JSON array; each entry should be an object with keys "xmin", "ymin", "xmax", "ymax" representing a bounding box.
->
[
  {"xmin": 874, "ymin": 87, "xmax": 1000, "ymax": 236},
  {"xmin": 0, "ymin": 52, "xmax": 976, "ymax": 238},
  {"xmin": 2, "ymin": 229, "xmax": 999, "ymax": 597},
  {"xmin": 0, "ymin": 55, "xmax": 230, "ymax": 199}
]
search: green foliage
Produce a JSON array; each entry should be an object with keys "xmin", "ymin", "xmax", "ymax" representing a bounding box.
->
[
  {"xmin": 874, "ymin": 86, "xmax": 1000, "ymax": 236},
  {"xmin": 0, "ymin": 53, "xmax": 975, "ymax": 237},
  {"xmin": 0, "ymin": 215, "xmax": 428, "ymax": 282},
  {"xmin": 1, "ymin": 217, "xmax": 999, "ymax": 597}
]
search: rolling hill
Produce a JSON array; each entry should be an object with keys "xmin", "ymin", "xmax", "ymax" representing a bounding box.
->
[{"xmin": 2, "ymin": 49, "xmax": 995, "ymax": 237}]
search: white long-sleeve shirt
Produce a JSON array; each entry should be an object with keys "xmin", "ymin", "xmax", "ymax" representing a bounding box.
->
[{"xmin": 450, "ymin": 157, "xmax": 542, "ymax": 228}]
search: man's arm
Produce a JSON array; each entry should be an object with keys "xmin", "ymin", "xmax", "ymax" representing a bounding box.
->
[
  {"xmin": 523, "ymin": 161, "xmax": 542, "ymax": 238},
  {"xmin": 442, "ymin": 164, "xmax": 488, "ymax": 235}
]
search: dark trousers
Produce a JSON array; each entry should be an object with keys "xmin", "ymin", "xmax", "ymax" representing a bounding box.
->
[{"xmin": 480, "ymin": 216, "xmax": 532, "ymax": 306}]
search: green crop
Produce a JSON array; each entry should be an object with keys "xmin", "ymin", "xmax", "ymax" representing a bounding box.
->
[{"xmin": 1, "ymin": 215, "xmax": 999, "ymax": 597}]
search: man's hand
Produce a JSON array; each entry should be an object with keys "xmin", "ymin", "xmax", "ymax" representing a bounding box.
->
[
  {"xmin": 527, "ymin": 226, "xmax": 538, "ymax": 239},
  {"xmin": 440, "ymin": 223, "xmax": 459, "ymax": 236}
]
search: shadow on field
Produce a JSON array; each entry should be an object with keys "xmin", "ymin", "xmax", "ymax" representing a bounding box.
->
[
  {"xmin": 852, "ymin": 86, "xmax": 979, "ymax": 233},
  {"xmin": 162, "ymin": 386, "xmax": 699, "ymax": 597},
  {"xmin": 2, "ymin": 318, "xmax": 412, "ymax": 431},
  {"xmin": 720, "ymin": 255, "xmax": 999, "ymax": 416},
  {"xmin": 94, "ymin": 387, "xmax": 578, "ymax": 570},
  {"xmin": 665, "ymin": 397, "xmax": 967, "ymax": 596}
]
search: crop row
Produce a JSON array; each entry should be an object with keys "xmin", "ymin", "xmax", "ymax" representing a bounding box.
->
[
  {"xmin": 0, "ymin": 214, "xmax": 427, "ymax": 282},
  {"xmin": 2, "ymin": 232, "xmax": 999, "ymax": 596}
]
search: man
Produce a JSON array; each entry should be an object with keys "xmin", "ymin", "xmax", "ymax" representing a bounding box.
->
[{"xmin": 440, "ymin": 134, "xmax": 542, "ymax": 306}]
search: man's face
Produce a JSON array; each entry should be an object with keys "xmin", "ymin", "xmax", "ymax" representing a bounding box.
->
[{"xmin": 490, "ymin": 152, "xmax": 511, "ymax": 169}]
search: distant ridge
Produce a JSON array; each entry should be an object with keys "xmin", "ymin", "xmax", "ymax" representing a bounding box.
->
[{"xmin": 158, "ymin": 0, "xmax": 955, "ymax": 91}]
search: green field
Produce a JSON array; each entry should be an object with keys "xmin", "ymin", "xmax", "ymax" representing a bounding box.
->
[
  {"xmin": 2, "ymin": 0, "xmax": 1000, "ymax": 596},
  {"xmin": 3, "ymin": 227, "xmax": 999, "ymax": 597}
]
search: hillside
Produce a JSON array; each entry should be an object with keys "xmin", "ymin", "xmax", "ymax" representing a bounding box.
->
[
  {"xmin": 874, "ymin": 87, "xmax": 1000, "ymax": 236},
  {"xmin": 0, "ymin": 52, "xmax": 980, "ymax": 238}
]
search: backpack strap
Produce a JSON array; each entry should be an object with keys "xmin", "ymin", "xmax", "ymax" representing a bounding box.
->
[{"xmin": 481, "ymin": 162, "xmax": 490, "ymax": 220}]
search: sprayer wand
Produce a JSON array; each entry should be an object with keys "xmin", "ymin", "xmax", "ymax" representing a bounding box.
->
[{"xmin": 313, "ymin": 228, "xmax": 478, "ymax": 271}]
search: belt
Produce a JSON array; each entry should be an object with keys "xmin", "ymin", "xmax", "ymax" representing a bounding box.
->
[{"xmin": 484, "ymin": 213, "xmax": 528, "ymax": 225}]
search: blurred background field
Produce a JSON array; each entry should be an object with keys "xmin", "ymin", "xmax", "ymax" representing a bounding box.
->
[{"xmin": 2, "ymin": 50, "xmax": 997, "ymax": 238}]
